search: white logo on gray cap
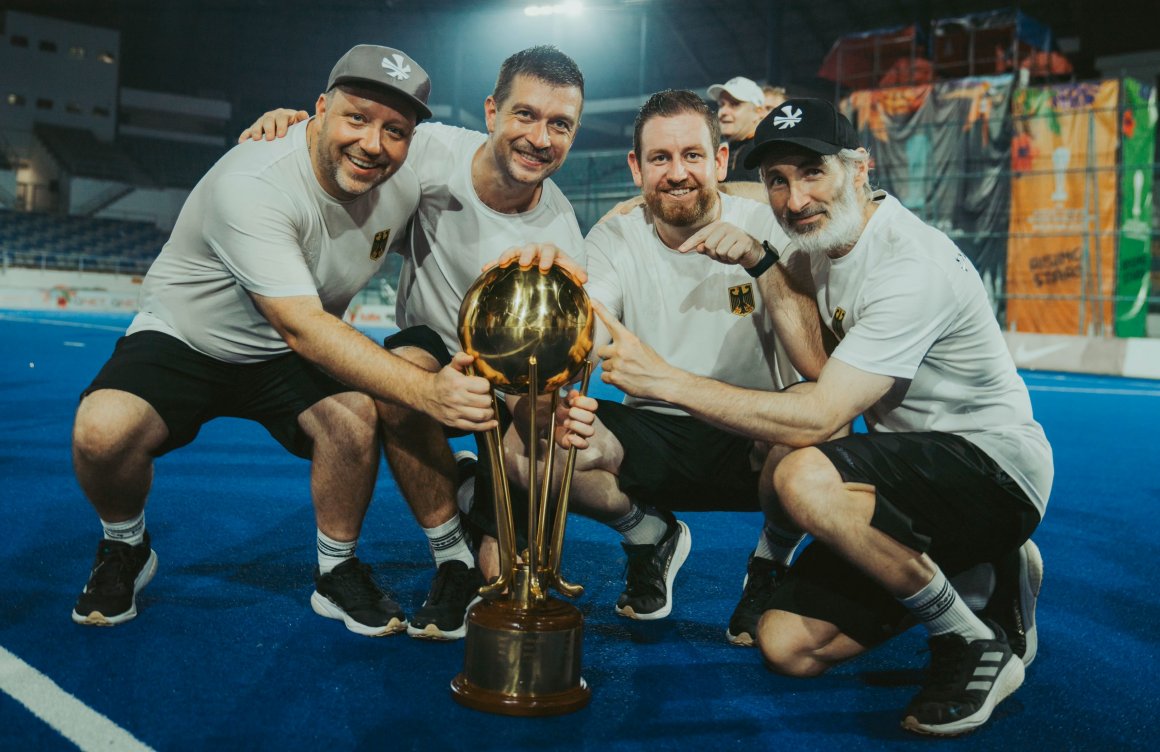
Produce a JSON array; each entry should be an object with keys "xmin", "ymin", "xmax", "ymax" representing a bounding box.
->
[
  {"xmin": 382, "ymin": 54, "xmax": 411, "ymax": 81},
  {"xmin": 773, "ymin": 105, "xmax": 802, "ymax": 130}
]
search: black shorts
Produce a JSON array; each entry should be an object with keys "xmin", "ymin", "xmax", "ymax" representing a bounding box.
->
[
  {"xmin": 595, "ymin": 400, "xmax": 761, "ymax": 511},
  {"xmin": 82, "ymin": 331, "xmax": 353, "ymax": 459},
  {"xmin": 383, "ymin": 324, "xmax": 452, "ymax": 367},
  {"xmin": 767, "ymin": 431, "xmax": 1041, "ymax": 647}
]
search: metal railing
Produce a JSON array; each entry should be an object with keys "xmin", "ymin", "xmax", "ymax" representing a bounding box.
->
[{"xmin": 1, "ymin": 249, "xmax": 152, "ymax": 277}]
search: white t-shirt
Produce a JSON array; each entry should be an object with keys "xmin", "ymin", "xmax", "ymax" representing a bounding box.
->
[
  {"xmin": 586, "ymin": 192, "xmax": 798, "ymax": 414},
  {"xmin": 814, "ymin": 193, "xmax": 1053, "ymax": 515},
  {"xmin": 395, "ymin": 122, "xmax": 586, "ymax": 354},
  {"xmin": 129, "ymin": 120, "xmax": 418, "ymax": 363}
]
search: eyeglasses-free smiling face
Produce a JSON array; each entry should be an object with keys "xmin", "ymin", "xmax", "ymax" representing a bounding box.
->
[
  {"xmin": 629, "ymin": 112, "xmax": 728, "ymax": 228},
  {"xmin": 310, "ymin": 85, "xmax": 417, "ymax": 201},
  {"xmin": 484, "ymin": 73, "xmax": 583, "ymax": 187}
]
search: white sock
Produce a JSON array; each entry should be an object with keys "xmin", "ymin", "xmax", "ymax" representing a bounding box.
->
[
  {"xmin": 610, "ymin": 503, "xmax": 669, "ymax": 546},
  {"xmin": 754, "ymin": 522, "xmax": 806, "ymax": 566},
  {"xmin": 423, "ymin": 514, "xmax": 474, "ymax": 568},
  {"xmin": 101, "ymin": 513, "xmax": 145, "ymax": 546},
  {"xmin": 317, "ymin": 529, "xmax": 357, "ymax": 574},
  {"xmin": 900, "ymin": 567, "xmax": 994, "ymax": 641}
]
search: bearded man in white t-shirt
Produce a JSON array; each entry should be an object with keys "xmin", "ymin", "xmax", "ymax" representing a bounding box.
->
[
  {"xmin": 239, "ymin": 46, "xmax": 587, "ymax": 641},
  {"xmin": 498, "ymin": 89, "xmax": 827, "ymax": 637},
  {"xmin": 71, "ymin": 46, "xmax": 499, "ymax": 637},
  {"xmin": 587, "ymin": 98, "xmax": 1052, "ymax": 738}
]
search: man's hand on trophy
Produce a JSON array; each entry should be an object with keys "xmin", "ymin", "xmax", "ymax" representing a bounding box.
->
[
  {"xmin": 554, "ymin": 389, "xmax": 597, "ymax": 449},
  {"xmin": 237, "ymin": 108, "xmax": 309, "ymax": 143},
  {"xmin": 486, "ymin": 243, "xmax": 588, "ymax": 284},
  {"xmin": 593, "ymin": 303, "xmax": 681, "ymax": 402},
  {"xmin": 677, "ymin": 220, "xmax": 765, "ymax": 269},
  {"xmin": 427, "ymin": 352, "xmax": 499, "ymax": 432}
]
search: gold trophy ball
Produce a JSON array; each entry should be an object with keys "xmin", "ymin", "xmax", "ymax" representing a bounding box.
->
[{"xmin": 458, "ymin": 262, "xmax": 594, "ymax": 394}]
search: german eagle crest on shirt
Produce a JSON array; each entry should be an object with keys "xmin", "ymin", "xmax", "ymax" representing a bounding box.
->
[
  {"xmin": 729, "ymin": 283, "xmax": 755, "ymax": 317},
  {"xmin": 370, "ymin": 229, "xmax": 391, "ymax": 260}
]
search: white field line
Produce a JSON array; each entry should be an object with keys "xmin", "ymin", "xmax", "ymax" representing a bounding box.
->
[
  {"xmin": 0, "ymin": 644, "xmax": 154, "ymax": 752},
  {"xmin": 0, "ymin": 313, "xmax": 125, "ymax": 332},
  {"xmin": 1026, "ymin": 385, "xmax": 1160, "ymax": 398}
]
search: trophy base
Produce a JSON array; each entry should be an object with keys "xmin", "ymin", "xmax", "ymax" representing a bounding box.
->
[{"xmin": 450, "ymin": 596, "xmax": 590, "ymax": 716}]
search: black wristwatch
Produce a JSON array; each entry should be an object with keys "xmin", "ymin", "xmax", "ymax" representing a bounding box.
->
[{"xmin": 746, "ymin": 240, "xmax": 781, "ymax": 278}]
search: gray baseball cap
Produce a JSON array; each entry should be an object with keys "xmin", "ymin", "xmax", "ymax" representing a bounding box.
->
[{"xmin": 327, "ymin": 44, "xmax": 432, "ymax": 121}]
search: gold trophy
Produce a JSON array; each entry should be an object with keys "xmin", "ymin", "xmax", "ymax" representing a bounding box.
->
[{"xmin": 450, "ymin": 259, "xmax": 595, "ymax": 716}]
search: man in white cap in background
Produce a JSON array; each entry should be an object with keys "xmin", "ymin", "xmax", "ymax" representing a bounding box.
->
[{"xmin": 707, "ymin": 76, "xmax": 769, "ymax": 182}]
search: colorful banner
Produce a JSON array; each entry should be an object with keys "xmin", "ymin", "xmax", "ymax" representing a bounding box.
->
[
  {"xmin": 1006, "ymin": 81, "xmax": 1120, "ymax": 335},
  {"xmin": 843, "ymin": 76, "xmax": 1014, "ymax": 319},
  {"xmin": 1114, "ymin": 78, "xmax": 1156, "ymax": 337}
]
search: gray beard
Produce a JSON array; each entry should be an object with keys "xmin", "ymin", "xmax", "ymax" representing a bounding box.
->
[{"xmin": 781, "ymin": 177, "xmax": 864, "ymax": 256}]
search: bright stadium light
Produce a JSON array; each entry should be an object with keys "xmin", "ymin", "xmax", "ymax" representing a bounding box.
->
[{"xmin": 524, "ymin": 2, "xmax": 584, "ymax": 17}]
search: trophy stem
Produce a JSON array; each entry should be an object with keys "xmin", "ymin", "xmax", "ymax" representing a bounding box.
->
[
  {"xmin": 524, "ymin": 358, "xmax": 544, "ymax": 606},
  {"xmin": 547, "ymin": 361, "xmax": 593, "ymax": 595},
  {"xmin": 478, "ymin": 394, "xmax": 515, "ymax": 599},
  {"xmin": 534, "ymin": 390, "xmax": 560, "ymax": 571}
]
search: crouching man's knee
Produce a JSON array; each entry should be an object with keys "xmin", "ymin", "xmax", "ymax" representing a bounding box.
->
[{"xmin": 757, "ymin": 610, "xmax": 863, "ymax": 678}]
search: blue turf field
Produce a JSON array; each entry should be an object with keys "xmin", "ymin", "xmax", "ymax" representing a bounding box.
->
[{"xmin": 1, "ymin": 310, "xmax": 1157, "ymax": 750}]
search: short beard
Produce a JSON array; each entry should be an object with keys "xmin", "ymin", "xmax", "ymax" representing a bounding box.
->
[
  {"xmin": 497, "ymin": 139, "xmax": 558, "ymax": 185},
  {"xmin": 781, "ymin": 174, "xmax": 864, "ymax": 255},
  {"xmin": 644, "ymin": 184, "xmax": 717, "ymax": 227},
  {"xmin": 314, "ymin": 127, "xmax": 384, "ymax": 198}
]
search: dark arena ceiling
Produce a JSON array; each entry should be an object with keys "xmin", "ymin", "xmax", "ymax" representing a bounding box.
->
[{"xmin": 4, "ymin": 0, "xmax": 1156, "ymax": 148}]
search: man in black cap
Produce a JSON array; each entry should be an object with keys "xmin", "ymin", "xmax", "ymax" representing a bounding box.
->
[
  {"xmin": 70, "ymin": 45, "xmax": 499, "ymax": 636},
  {"xmin": 586, "ymin": 97, "xmax": 1051, "ymax": 736}
]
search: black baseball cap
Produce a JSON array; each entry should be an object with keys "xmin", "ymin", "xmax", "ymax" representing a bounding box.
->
[
  {"xmin": 327, "ymin": 45, "xmax": 432, "ymax": 121},
  {"xmin": 743, "ymin": 97, "xmax": 861, "ymax": 169}
]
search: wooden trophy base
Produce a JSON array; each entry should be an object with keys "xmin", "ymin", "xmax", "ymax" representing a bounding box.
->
[{"xmin": 450, "ymin": 596, "xmax": 589, "ymax": 716}]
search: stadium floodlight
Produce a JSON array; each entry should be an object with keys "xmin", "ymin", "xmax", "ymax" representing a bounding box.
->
[{"xmin": 524, "ymin": 2, "xmax": 584, "ymax": 17}]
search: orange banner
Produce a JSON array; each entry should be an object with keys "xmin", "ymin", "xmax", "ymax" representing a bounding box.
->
[{"xmin": 1006, "ymin": 81, "xmax": 1119, "ymax": 334}]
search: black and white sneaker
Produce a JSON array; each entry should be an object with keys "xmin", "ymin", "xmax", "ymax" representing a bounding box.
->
[
  {"xmin": 311, "ymin": 558, "xmax": 407, "ymax": 637},
  {"xmin": 726, "ymin": 555, "xmax": 787, "ymax": 646},
  {"xmin": 72, "ymin": 532, "xmax": 158, "ymax": 626},
  {"xmin": 615, "ymin": 515, "xmax": 691, "ymax": 621},
  {"xmin": 987, "ymin": 539, "xmax": 1043, "ymax": 667},
  {"xmin": 901, "ymin": 620, "xmax": 1025, "ymax": 737},
  {"xmin": 407, "ymin": 560, "xmax": 484, "ymax": 640}
]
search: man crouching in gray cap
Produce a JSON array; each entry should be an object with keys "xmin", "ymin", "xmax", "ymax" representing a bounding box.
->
[{"xmin": 70, "ymin": 45, "xmax": 498, "ymax": 637}]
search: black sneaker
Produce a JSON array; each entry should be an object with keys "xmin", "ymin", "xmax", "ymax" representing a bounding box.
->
[
  {"xmin": 986, "ymin": 539, "xmax": 1043, "ymax": 667},
  {"xmin": 615, "ymin": 516, "xmax": 691, "ymax": 621},
  {"xmin": 310, "ymin": 558, "xmax": 407, "ymax": 637},
  {"xmin": 726, "ymin": 555, "xmax": 787, "ymax": 646},
  {"xmin": 72, "ymin": 532, "xmax": 157, "ymax": 626},
  {"xmin": 901, "ymin": 620, "xmax": 1025, "ymax": 737},
  {"xmin": 407, "ymin": 560, "xmax": 485, "ymax": 640}
]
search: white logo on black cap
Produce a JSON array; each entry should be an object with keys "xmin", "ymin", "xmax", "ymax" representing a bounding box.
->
[
  {"xmin": 382, "ymin": 54, "xmax": 411, "ymax": 81},
  {"xmin": 773, "ymin": 105, "xmax": 802, "ymax": 130}
]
